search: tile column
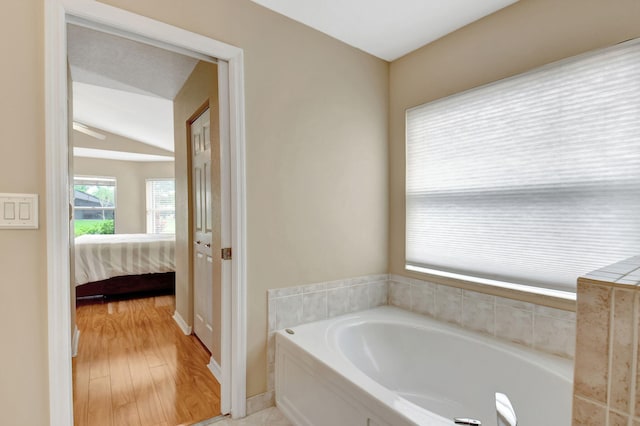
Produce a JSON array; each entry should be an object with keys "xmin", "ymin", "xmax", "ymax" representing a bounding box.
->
[{"xmin": 573, "ymin": 256, "xmax": 640, "ymax": 425}]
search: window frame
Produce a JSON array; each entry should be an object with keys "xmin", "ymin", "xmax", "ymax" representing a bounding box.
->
[
  {"xmin": 145, "ymin": 178, "xmax": 176, "ymax": 234},
  {"xmin": 73, "ymin": 175, "xmax": 117, "ymax": 234}
]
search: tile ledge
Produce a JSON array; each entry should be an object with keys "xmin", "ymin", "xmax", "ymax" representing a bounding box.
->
[
  {"xmin": 396, "ymin": 269, "xmax": 576, "ymax": 312},
  {"xmin": 578, "ymin": 276, "xmax": 640, "ymax": 290}
]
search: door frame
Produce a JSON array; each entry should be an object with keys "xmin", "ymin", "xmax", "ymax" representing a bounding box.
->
[{"xmin": 44, "ymin": 1, "xmax": 247, "ymax": 424}]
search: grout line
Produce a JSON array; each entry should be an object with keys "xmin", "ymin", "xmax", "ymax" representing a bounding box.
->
[
  {"xmin": 606, "ymin": 289, "xmax": 616, "ymax": 426},
  {"xmin": 532, "ymin": 305, "xmax": 537, "ymax": 349},
  {"xmin": 628, "ymin": 290, "xmax": 639, "ymax": 426},
  {"xmin": 460, "ymin": 290, "xmax": 465, "ymax": 326},
  {"xmin": 409, "ymin": 284, "xmax": 418, "ymax": 312},
  {"xmin": 385, "ymin": 279, "xmax": 389, "ymax": 305},
  {"xmin": 433, "ymin": 284, "xmax": 439, "ymax": 320},
  {"xmin": 492, "ymin": 296, "xmax": 497, "ymax": 338},
  {"xmin": 325, "ymin": 287, "xmax": 329, "ymax": 319},
  {"xmin": 300, "ymin": 290, "xmax": 306, "ymax": 325},
  {"xmin": 274, "ymin": 294, "xmax": 279, "ymax": 332},
  {"xmin": 431, "ymin": 284, "xmax": 436, "ymax": 318},
  {"xmin": 575, "ymin": 394, "xmax": 609, "ymax": 407}
]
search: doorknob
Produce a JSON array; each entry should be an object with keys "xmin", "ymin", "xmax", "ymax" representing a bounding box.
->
[{"xmin": 205, "ymin": 243, "xmax": 211, "ymax": 248}]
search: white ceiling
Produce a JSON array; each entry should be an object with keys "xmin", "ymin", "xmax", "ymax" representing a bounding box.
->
[
  {"xmin": 72, "ymin": 82, "xmax": 175, "ymax": 152},
  {"xmin": 250, "ymin": 0, "xmax": 519, "ymax": 61},
  {"xmin": 73, "ymin": 147, "xmax": 175, "ymax": 162},
  {"xmin": 67, "ymin": 24, "xmax": 200, "ymax": 155}
]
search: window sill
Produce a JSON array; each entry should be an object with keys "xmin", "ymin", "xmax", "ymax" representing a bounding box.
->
[{"xmin": 405, "ymin": 264, "xmax": 577, "ymax": 311}]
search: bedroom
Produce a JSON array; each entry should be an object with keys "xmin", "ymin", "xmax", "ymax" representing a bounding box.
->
[
  {"xmin": 72, "ymin": 137, "xmax": 176, "ymax": 299},
  {"xmin": 67, "ymin": 23, "xmax": 224, "ymax": 425},
  {"xmin": 68, "ymin": 22, "xmax": 186, "ymax": 301}
]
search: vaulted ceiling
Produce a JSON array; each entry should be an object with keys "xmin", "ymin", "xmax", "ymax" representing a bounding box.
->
[
  {"xmin": 249, "ymin": 0, "xmax": 519, "ymax": 61},
  {"xmin": 66, "ymin": 1, "xmax": 519, "ymax": 160},
  {"xmin": 67, "ymin": 24, "xmax": 199, "ymax": 159}
]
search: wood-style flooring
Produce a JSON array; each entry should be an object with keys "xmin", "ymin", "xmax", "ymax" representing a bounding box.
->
[{"xmin": 73, "ymin": 294, "xmax": 221, "ymax": 426}]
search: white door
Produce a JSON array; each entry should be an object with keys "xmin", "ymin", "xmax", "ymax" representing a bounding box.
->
[{"xmin": 191, "ymin": 107, "xmax": 215, "ymax": 352}]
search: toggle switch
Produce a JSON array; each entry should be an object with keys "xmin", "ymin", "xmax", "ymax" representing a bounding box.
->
[
  {"xmin": 19, "ymin": 202, "xmax": 30, "ymax": 220},
  {"xmin": 4, "ymin": 202, "xmax": 15, "ymax": 220},
  {"xmin": 0, "ymin": 193, "xmax": 38, "ymax": 229}
]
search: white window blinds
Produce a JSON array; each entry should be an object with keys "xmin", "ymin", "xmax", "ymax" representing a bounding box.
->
[
  {"xmin": 146, "ymin": 179, "xmax": 176, "ymax": 234},
  {"xmin": 406, "ymin": 39, "xmax": 640, "ymax": 292}
]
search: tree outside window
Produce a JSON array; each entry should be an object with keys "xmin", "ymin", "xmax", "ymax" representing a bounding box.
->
[{"xmin": 73, "ymin": 176, "xmax": 116, "ymax": 236}]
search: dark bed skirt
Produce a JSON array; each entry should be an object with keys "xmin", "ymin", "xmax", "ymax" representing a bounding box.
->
[{"xmin": 75, "ymin": 272, "xmax": 175, "ymax": 299}]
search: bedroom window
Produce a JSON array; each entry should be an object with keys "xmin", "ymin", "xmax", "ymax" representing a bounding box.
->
[
  {"xmin": 73, "ymin": 176, "xmax": 116, "ymax": 236},
  {"xmin": 146, "ymin": 179, "xmax": 176, "ymax": 234},
  {"xmin": 405, "ymin": 39, "xmax": 640, "ymax": 296}
]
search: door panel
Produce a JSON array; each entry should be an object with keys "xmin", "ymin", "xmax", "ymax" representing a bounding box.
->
[
  {"xmin": 195, "ymin": 167, "xmax": 202, "ymax": 231},
  {"xmin": 205, "ymin": 162, "xmax": 212, "ymax": 233},
  {"xmin": 191, "ymin": 108, "xmax": 214, "ymax": 352}
]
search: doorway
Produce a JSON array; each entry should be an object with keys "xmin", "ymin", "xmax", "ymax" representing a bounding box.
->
[
  {"xmin": 68, "ymin": 22, "xmax": 224, "ymax": 425},
  {"xmin": 45, "ymin": 1, "xmax": 247, "ymax": 424}
]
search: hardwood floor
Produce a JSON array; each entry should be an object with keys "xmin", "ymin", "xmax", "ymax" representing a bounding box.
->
[{"xmin": 73, "ymin": 295, "xmax": 221, "ymax": 426}]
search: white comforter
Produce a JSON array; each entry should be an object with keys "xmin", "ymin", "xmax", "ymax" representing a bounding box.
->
[{"xmin": 74, "ymin": 233, "xmax": 176, "ymax": 286}]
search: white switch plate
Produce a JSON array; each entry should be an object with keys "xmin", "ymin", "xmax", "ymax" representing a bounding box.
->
[{"xmin": 0, "ymin": 193, "xmax": 39, "ymax": 229}]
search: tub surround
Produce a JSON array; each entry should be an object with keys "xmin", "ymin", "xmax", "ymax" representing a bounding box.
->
[
  {"xmin": 263, "ymin": 272, "xmax": 576, "ymax": 416},
  {"xmin": 573, "ymin": 256, "xmax": 640, "ymax": 426},
  {"xmin": 388, "ymin": 274, "xmax": 576, "ymax": 359},
  {"xmin": 261, "ymin": 274, "xmax": 388, "ymax": 414},
  {"xmin": 268, "ymin": 274, "xmax": 389, "ymax": 331}
]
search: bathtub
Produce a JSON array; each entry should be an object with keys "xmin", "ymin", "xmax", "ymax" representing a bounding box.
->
[{"xmin": 275, "ymin": 306, "xmax": 573, "ymax": 426}]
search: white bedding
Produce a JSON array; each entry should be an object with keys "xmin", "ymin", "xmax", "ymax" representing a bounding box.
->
[{"xmin": 74, "ymin": 233, "xmax": 175, "ymax": 286}]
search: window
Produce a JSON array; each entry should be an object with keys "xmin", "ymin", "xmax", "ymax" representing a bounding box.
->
[
  {"xmin": 146, "ymin": 179, "xmax": 176, "ymax": 234},
  {"xmin": 406, "ymin": 39, "xmax": 640, "ymax": 294},
  {"xmin": 74, "ymin": 176, "xmax": 116, "ymax": 236}
]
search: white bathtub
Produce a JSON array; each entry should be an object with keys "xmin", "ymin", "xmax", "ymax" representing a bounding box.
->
[{"xmin": 275, "ymin": 306, "xmax": 573, "ymax": 426}]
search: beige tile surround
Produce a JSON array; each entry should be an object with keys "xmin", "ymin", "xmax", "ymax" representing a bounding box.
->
[
  {"xmin": 263, "ymin": 272, "xmax": 576, "ymax": 415},
  {"xmin": 388, "ymin": 274, "xmax": 576, "ymax": 358},
  {"xmin": 261, "ymin": 274, "xmax": 388, "ymax": 413},
  {"xmin": 573, "ymin": 256, "xmax": 640, "ymax": 426}
]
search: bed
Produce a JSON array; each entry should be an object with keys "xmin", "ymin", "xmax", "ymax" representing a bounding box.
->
[{"xmin": 74, "ymin": 233, "xmax": 176, "ymax": 299}]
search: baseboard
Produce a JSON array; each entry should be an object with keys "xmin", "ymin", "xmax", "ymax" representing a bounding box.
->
[
  {"xmin": 72, "ymin": 325, "xmax": 80, "ymax": 358},
  {"xmin": 207, "ymin": 356, "xmax": 223, "ymax": 383},
  {"xmin": 172, "ymin": 310, "xmax": 192, "ymax": 335},
  {"xmin": 246, "ymin": 391, "xmax": 275, "ymax": 416}
]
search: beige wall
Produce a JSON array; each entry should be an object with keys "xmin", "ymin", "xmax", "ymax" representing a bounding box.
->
[
  {"xmin": 172, "ymin": 61, "xmax": 222, "ymax": 363},
  {"xmin": 0, "ymin": 0, "xmax": 49, "ymax": 424},
  {"xmin": 74, "ymin": 157, "xmax": 174, "ymax": 234},
  {"xmin": 389, "ymin": 0, "xmax": 640, "ymax": 303},
  {"xmin": 97, "ymin": 0, "xmax": 390, "ymax": 397}
]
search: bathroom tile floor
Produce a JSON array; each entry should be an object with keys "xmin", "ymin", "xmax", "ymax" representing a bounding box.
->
[{"xmin": 199, "ymin": 407, "xmax": 292, "ymax": 426}]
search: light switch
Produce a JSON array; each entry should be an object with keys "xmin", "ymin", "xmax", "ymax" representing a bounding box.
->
[
  {"xmin": 19, "ymin": 202, "xmax": 30, "ymax": 220},
  {"xmin": 4, "ymin": 202, "xmax": 15, "ymax": 220},
  {"xmin": 0, "ymin": 193, "xmax": 38, "ymax": 229}
]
